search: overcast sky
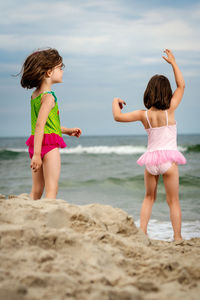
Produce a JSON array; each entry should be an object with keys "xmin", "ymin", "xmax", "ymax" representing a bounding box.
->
[{"xmin": 0, "ymin": 0, "xmax": 200, "ymax": 137}]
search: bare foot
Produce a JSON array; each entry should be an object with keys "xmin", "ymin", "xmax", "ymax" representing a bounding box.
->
[
  {"xmin": 139, "ymin": 227, "xmax": 147, "ymax": 235},
  {"xmin": 137, "ymin": 228, "xmax": 151, "ymax": 246},
  {"xmin": 173, "ymin": 238, "xmax": 185, "ymax": 245}
]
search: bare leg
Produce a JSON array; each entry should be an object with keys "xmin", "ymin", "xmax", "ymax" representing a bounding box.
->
[
  {"xmin": 163, "ymin": 163, "xmax": 182, "ymax": 241},
  {"xmin": 42, "ymin": 148, "xmax": 61, "ymax": 199},
  {"xmin": 140, "ymin": 169, "xmax": 159, "ymax": 234},
  {"xmin": 30, "ymin": 167, "xmax": 45, "ymax": 200}
]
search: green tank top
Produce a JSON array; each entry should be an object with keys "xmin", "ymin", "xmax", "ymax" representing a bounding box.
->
[{"xmin": 31, "ymin": 91, "xmax": 62, "ymax": 137}]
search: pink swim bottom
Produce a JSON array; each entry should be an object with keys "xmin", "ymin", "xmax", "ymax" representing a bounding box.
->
[
  {"xmin": 146, "ymin": 161, "xmax": 173, "ymax": 176},
  {"xmin": 28, "ymin": 145, "xmax": 58, "ymax": 159}
]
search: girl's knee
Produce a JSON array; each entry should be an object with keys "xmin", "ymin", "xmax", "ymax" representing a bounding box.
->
[
  {"xmin": 166, "ymin": 196, "xmax": 179, "ymax": 206},
  {"xmin": 145, "ymin": 193, "xmax": 156, "ymax": 203}
]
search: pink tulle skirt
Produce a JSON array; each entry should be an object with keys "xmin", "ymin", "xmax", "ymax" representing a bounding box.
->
[
  {"xmin": 26, "ymin": 133, "xmax": 67, "ymax": 159},
  {"xmin": 137, "ymin": 149, "xmax": 186, "ymax": 166}
]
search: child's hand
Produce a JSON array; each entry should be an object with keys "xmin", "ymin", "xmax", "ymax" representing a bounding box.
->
[
  {"xmin": 31, "ymin": 154, "xmax": 42, "ymax": 172},
  {"xmin": 162, "ymin": 49, "xmax": 176, "ymax": 64},
  {"xmin": 113, "ymin": 98, "xmax": 126, "ymax": 109},
  {"xmin": 69, "ymin": 128, "xmax": 82, "ymax": 138}
]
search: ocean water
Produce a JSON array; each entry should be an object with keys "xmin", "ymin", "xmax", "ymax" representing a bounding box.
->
[{"xmin": 0, "ymin": 134, "xmax": 199, "ymax": 241}]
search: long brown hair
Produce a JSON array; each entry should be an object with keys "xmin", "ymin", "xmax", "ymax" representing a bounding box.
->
[
  {"xmin": 20, "ymin": 48, "xmax": 64, "ymax": 89},
  {"xmin": 144, "ymin": 75, "xmax": 172, "ymax": 110}
]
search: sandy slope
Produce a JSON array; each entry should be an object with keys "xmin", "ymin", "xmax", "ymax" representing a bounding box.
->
[{"xmin": 0, "ymin": 193, "xmax": 199, "ymax": 300}]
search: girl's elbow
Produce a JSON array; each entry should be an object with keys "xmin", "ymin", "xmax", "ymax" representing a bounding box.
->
[
  {"xmin": 180, "ymin": 82, "xmax": 185, "ymax": 89},
  {"xmin": 35, "ymin": 122, "xmax": 42, "ymax": 128},
  {"xmin": 35, "ymin": 122, "xmax": 45, "ymax": 131},
  {"xmin": 114, "ymin": 115, "xmax": 121, "ymax": 122}
]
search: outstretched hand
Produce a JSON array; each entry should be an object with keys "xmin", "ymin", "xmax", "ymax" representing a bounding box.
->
[
  {"xmin": 162, "ymin": 49, "xmax": 176, "ymax": 64},
  {"xmin": 69, "ymin": 128, "xmax": 82, "ymax": 138}
]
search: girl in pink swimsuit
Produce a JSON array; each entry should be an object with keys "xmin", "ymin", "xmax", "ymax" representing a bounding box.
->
[
  {"xmin": 20, "ymin": 48, "xmax": 82, "ymax": 200},
  {"xmin": 112, "ymin": 49, "xmax": 186, "ymax": 241}
]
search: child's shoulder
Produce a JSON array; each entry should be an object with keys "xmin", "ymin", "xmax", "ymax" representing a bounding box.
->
[
  {"xmin": 132, "ymin": 109, "xmax": 146, "ymax": 123},
  {"xmin": 138, "ymin": 109, "xmax": 147, "ymax": 119},
  {"xmin": 37, "ymin": 92, "xmax": 57, "ymax": 110},
  {"xmin": 138, "ymin": 109, "xmax": 149, "ymax": 128},
  {"xmin": 42, "ymin": 91, "xmax": 57, "ymax": 103},
  {"xmin": 41, "ymin": 92, "xmax": 56, "ymax": 105}
]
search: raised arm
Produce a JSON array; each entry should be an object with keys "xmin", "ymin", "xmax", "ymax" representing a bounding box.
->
[
  {"xmin": 162, "ymin": 49, "xmax": 185, "ymax": 111},
  {"xmin": 112, "ymin": 97, "xmax": 143, "ymax": 122}
]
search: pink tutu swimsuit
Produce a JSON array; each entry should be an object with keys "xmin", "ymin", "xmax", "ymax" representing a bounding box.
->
[
  {"xmin": 26, "ymin": 91, "xmax": 67, "ymax": 159},
  {"xmin": 137, "ymin": 110, "xmax": 186, "ymax": 175}
]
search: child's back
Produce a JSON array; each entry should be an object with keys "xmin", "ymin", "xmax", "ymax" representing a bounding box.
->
[
  {"xmin": 144, "ymin": 109, "xmax": 175, "ymax": 128},
  {"xmin": 112, "ymin": 49, "xmax": 186, "ymax": 241}
]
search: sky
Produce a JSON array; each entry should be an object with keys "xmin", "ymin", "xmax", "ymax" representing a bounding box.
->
[{"xmin": 0, "ymin": 0, "xmax": 200, "ymax": 137}]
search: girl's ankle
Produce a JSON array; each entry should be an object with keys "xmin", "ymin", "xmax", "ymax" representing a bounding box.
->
[
  {"xmin": 139, "ymin": 227, "xmax": 147, "ymax": 235},
  {"xmin": 174, "ymin": 236, "xmax": 183, "ymax": 241}
]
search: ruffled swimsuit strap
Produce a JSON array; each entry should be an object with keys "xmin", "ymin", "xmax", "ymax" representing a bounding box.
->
[
  {"xmin": 146, "ymin": 111, "xmax": 152, "ymax": 128},
  {"xmin": 31, "ymin": 91, "xmax": 58, "ymax": 102},
  {"xmin": 43, "ymin": 91, "xmax": 57, "ymax": 102}
]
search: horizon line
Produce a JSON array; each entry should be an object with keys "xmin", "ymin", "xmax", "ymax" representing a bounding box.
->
[{"xmin": 0, "ymin": 133, "xmax": 200, "ymax": 138}]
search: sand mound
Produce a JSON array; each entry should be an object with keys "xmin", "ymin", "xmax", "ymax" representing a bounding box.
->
[{"xmin": 0, "ymin": 194, "xmax": 199, "ymax": 300}]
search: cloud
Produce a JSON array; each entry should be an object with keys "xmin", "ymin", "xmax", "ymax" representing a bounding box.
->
[
  {"xmin": 1, "ymin": 0, "xmax": 200, "ymax": 56},
  {"xmin": 0, "ymin": 0, "xmax": 200, "ymax": 135}
]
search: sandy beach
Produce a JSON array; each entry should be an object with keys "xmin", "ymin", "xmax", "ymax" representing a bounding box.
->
[{"xmin": 0, "ymin": 193, "xmax": 199, "ymax": 300}]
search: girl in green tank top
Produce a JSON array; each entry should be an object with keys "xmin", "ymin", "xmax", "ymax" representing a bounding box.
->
[{"xmin": 21, "ymin": 48, "xmax": 82, "ymax": 200}]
